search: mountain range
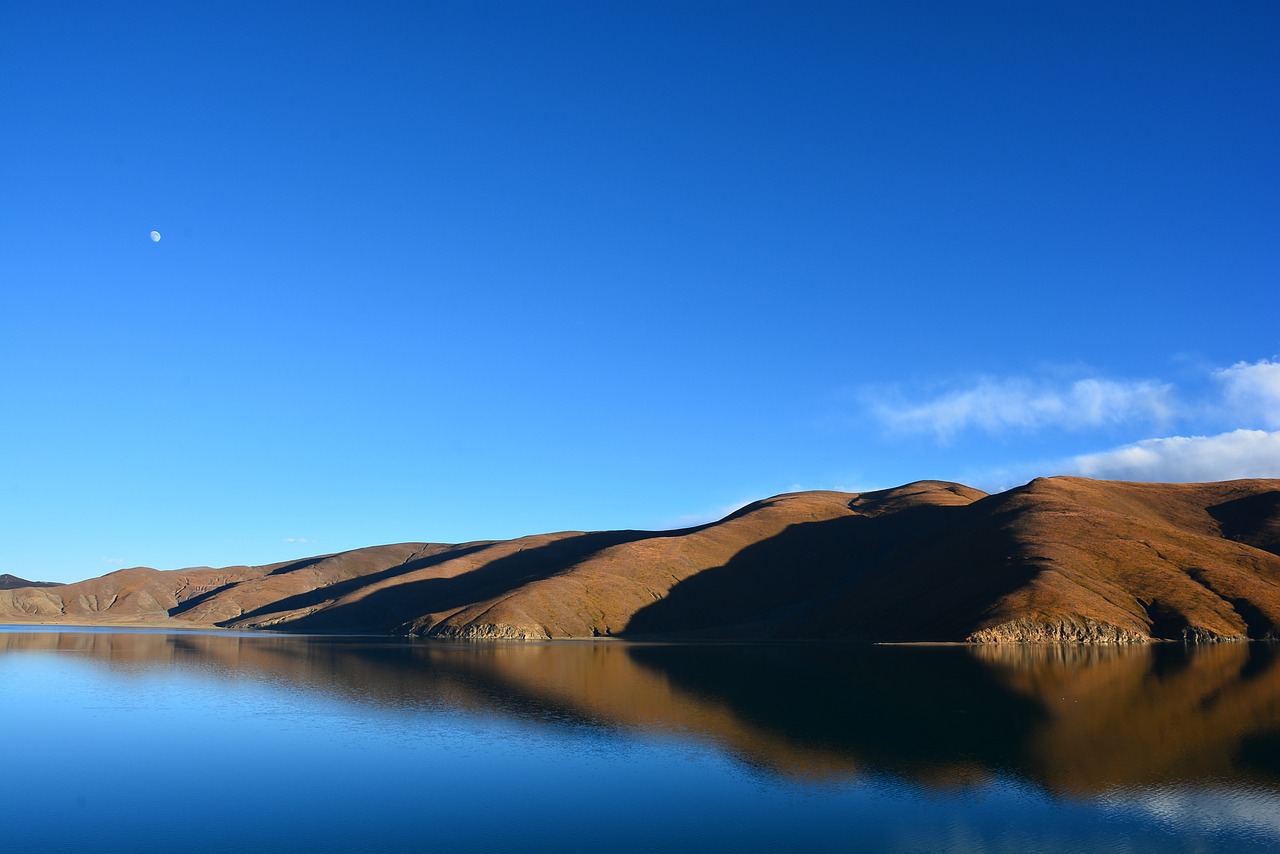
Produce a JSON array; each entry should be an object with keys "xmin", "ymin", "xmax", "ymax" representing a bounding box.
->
[
  {"xmin": 0, "ymin": 573, "xmax": 63, "ymax": 591},
  {"xmin": 3, "ymin": 477, "xmax": 1278, "ymax": 643}
]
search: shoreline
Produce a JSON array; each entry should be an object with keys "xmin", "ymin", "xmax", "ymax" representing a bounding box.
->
[{"xmin": 2, "ymin": 621, "xmax": 1275, "ymax": 645}]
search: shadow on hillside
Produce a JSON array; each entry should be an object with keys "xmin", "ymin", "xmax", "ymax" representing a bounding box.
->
[
  {"xmin": 1208, "ymin": 490, "xmax": 1280, "ymax": 556},
  {"xmin": 267, "ymin": 528, "xmax": 686, "ymax": 633},
  {"xmin": 170, "ymin": 553, "xmax": 414, "ymax": 619},
  {"xmin": 169, "ymin": 580, "xmax": 243, "ymax": 617},
  {"xmin": 266, "ymin": 556, "xmax": 333, "ymax": 576},
  {"xmin": 622, "ymin": 498, "xmax": 1031, "ymax": 640},
  {"xmin": 229, "ymin": 543, "xmax": 494, "ymax": 625},
  {"xmin": 620, "ymin": 514, "xmax": 873, "ymax": 637}
]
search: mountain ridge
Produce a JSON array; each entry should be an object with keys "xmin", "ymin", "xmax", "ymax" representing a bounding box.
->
[
  {"xmin": 3, "ymin": 477, "xmax": 1278, "ymax": 643},
  {"xmin": 0, "ymin": 573, "xmax": 63, "ymax": 590}
]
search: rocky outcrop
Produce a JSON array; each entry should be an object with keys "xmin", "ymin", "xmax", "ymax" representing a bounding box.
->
[
  {"xmin": 967, "ymin": 619, "xmax": 1253, "ymax": 645},
  {"xmin": 968, "ymin": 618, "xmax": 1150, "ymax": 645},
  {"xmin": 1179, "ymin": 626, "xmax": 1247, "ymax": 643},
  {"xmin": 423, "ymin": 623, "xmax": 551, "ymax": 641}
]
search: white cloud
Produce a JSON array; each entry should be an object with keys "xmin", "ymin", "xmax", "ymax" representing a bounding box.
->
[
  {"xmin": 284, "ymin": 537, "xmax": 309, "ymax": 544},
  {"xmin": 1070, "ymin": 429, "xmax": 1280, "ymax": 482},
  {"xmin": 868, "ymin": 377, "xmax": 1174, "ymax": 439},
  {"xmin": 101, "ymin": 557, "xmax": 125, "ymax": 566},
  {"xmin": 873, "ymin": 357, "xmax": 1280, "ymax": 487},
  {"xmin": 1213, "ymin": 358, "xmax": 1280, "ymax": 427}
]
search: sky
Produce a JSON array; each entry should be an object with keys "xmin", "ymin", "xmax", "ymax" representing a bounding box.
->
[{"xmin": 2, "ymin": 1, "xmax": 1277, "ymax": 583}]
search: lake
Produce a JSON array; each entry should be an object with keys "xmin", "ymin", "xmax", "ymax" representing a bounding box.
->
[{"xmin": 3, "ymin": 629, "xmax": 1279, "ymax": 853}]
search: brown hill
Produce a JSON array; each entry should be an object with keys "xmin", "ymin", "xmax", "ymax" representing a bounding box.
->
[{"xmin": 2, "ymin": 477, "xmax": 1278, "ymax": 642}]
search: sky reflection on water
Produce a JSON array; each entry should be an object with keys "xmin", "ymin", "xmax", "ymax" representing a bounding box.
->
[{"xmin": 3, "ymin": 629, "xmax": 1278, "ymax": 853}]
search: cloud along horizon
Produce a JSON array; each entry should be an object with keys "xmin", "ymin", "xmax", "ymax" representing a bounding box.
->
[
  {"xmin": 864, "ymin": 358, "xmax": 1280, "ymax": 486},
  {"xmin": 1070, "ymin": 429, "xmax": 1280, "ymax": 482}
]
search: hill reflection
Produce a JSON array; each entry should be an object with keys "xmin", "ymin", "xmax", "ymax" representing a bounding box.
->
[{"xmin": 3, "ymin": 630, "xmax": 1278, "ymax": 795}]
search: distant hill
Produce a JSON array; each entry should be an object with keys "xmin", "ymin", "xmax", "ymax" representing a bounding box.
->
[
  {"xmin": 2, "ymin": 477, "xmax": 1278, "ymax": 643},
  {"xmin": 0, "ymin": 574, "xmax": 63, "ymax": 590}
]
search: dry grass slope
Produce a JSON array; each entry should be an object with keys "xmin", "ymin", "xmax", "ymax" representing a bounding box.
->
[{"xmin": 2, "ymin": 477, "xmax": 1277, "ymax": 642}]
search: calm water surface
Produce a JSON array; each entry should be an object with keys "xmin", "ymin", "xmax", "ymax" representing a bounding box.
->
[{"xmin": 3, "ymin": 629, "xmax": 1279, "ymax": 853}]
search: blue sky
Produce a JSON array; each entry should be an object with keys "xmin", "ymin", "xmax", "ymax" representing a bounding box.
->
[{"xmin": 2, "ymin": 2, "xmax": 1277, "ymax": 583}]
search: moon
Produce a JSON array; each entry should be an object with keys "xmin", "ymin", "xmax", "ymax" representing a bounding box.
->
[{"xmin": 149, "ymin": 231, "xmax": 161, "ymax": 243}]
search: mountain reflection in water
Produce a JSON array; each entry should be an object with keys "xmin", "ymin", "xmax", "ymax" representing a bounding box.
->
[{"xmin": 4, "ymin": 630, "xmax": 1278, "ymax": 797}]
